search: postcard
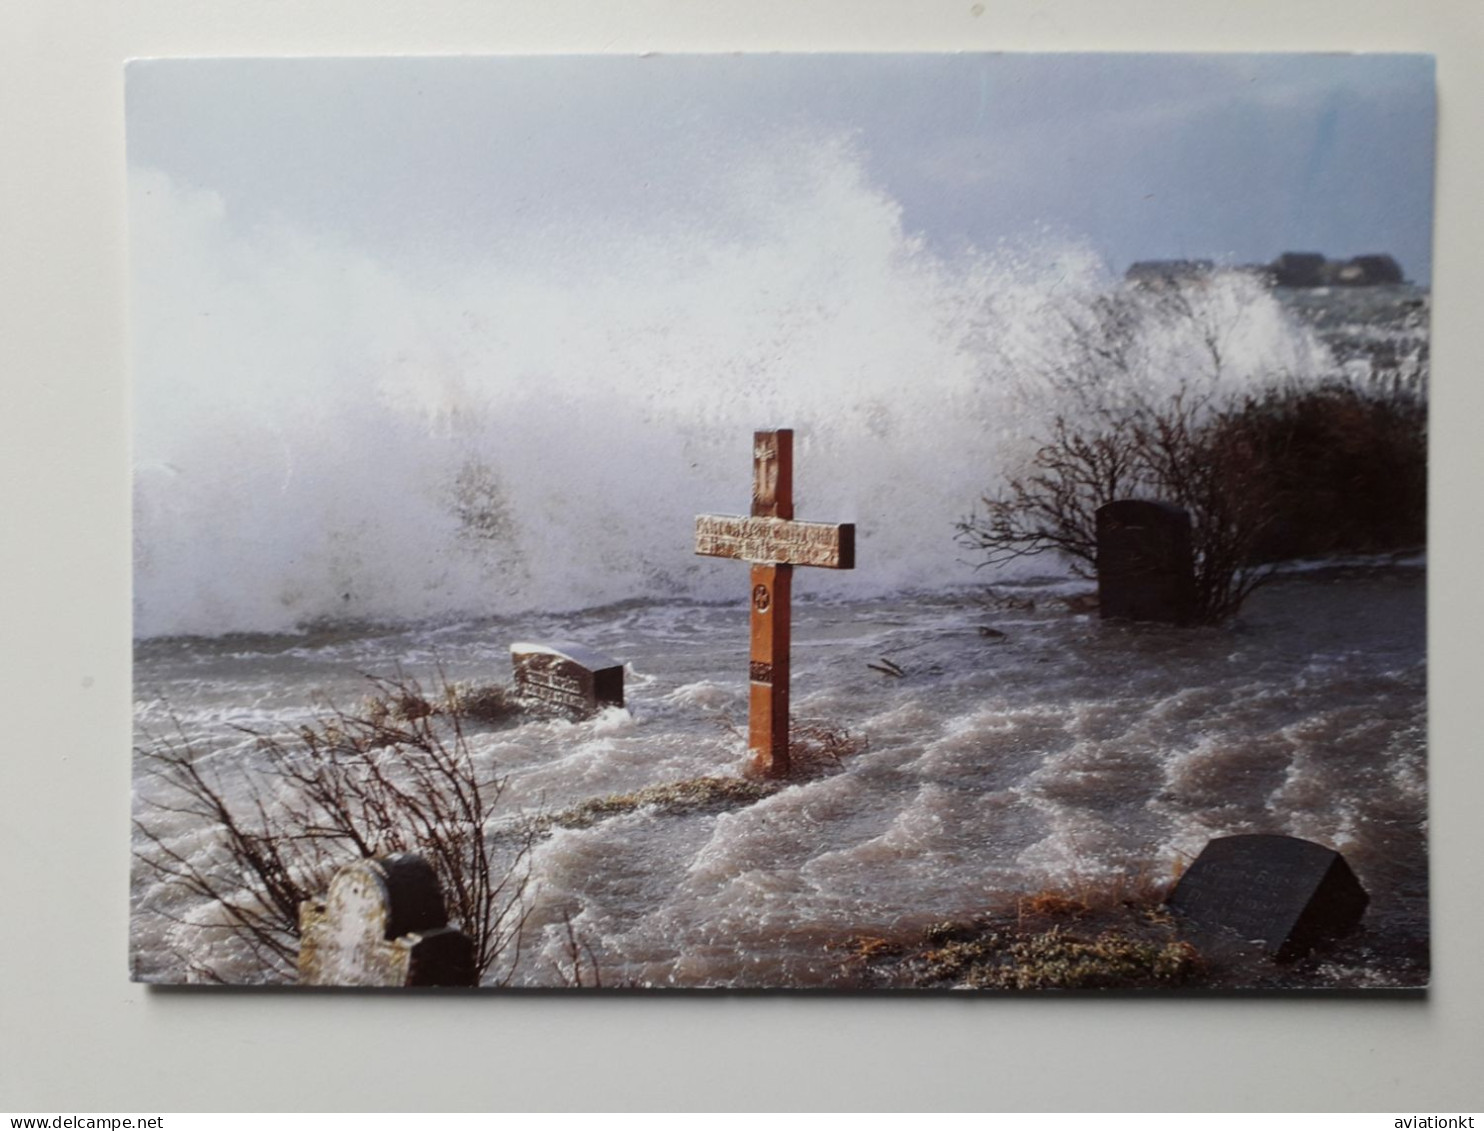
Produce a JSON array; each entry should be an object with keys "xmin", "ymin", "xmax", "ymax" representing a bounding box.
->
[{"xmin": 130, "ymin": 53, "xmax": 1433, "ymax": 990}]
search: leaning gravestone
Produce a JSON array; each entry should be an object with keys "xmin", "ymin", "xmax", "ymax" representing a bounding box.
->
[
  {"xmin": 1165, "ymin": 834, "xmax": 1369, "ymax": 961},
  {"xmin": 1095, "ymin": 499, "xmax": 1196, "ymax": 625},
  {"xmin": 510, "ymin": 641, "xmax": 624, "ymax": 718},
  {"xmin": 298, "ymin": 853, "xmax": 476, "ymax": 987}
]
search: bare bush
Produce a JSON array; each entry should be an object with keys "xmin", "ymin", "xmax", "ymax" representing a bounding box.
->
[
  {"xmin": 1217, "ymin": 382, "xmax": 1427, "ymax": 562},
  {"xmin": 788, "ymin": 721, "xmax": 870, "ymax": 780},
  {"xmin": 960, "ymin": 269, "xmax": 1426, "ymax": 625},
  {"xmin": 956, "ymin": 375, "xmax": 1426, "ymax": 624},
  {"xmin": 955, "ymin": 387, "xmax": 1274, "ymax": 624},
  {"xmin": 552, "ymin": 911, "xmax": 604, "ymax": 989},
  {"xmin": 134, "ymin": 672, "xmax": 533, "ymax": 984}
]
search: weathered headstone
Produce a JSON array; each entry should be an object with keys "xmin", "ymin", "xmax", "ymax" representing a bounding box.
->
[
  {"xmin": 298, "ymin": 853, "xmax": 476, "ymax": 987},
  {"xmin": 1165, "ymin": 834, "xmax": 1369, "ymax": 961},
  {"xmin": 510, "ymin": 641, "xmax": 624, "ymax": 718},
  {"xmin": 695, "ymin": 429, "xmax": 856, "ymax": 778},
  {"xmin": 1095, "ymin": 499, "xmax": 1196, "ymax": 625}
]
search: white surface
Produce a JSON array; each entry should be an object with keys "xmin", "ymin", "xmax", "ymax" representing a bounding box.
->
[
  {"xmin": 2, "ymin": 0, "xmax": 1480, "ymax": 1113},
  {"xmin": 511, "ymin": 642, "xmax": 623, "ymax": 670}
]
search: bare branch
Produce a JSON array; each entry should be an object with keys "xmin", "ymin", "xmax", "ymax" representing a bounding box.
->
[{"xmin": 134, "ymin": 672, "xmax": 534, "ymax": 984}]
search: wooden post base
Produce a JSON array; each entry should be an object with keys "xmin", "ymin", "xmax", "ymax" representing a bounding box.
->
[{"xmin": 748, "ymin": 562, "xmax": 792, "ymax": 777}]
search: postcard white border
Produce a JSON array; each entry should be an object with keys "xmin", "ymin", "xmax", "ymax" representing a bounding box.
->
[{"xmin": 2, "ymin": 0, "xmax": 1481, "ymax": 1112}]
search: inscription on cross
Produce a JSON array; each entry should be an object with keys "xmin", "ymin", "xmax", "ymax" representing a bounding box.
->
[{"xmin": 696, "ymin": 429, "xmax": 855, "ymax": 777}]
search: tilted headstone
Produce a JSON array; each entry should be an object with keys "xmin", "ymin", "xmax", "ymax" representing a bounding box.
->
[
  {"xmin": 1095, "ymin": 499, "xmax": 1196, "ymax": 625},
  {"xmin": 1165, "ymin": 834, "xmax": 1369, "ymax": 961},
  {"xmin": 298, "ymin": 853, "xmax": 476, "ymax": 987},
  {"xmin": 510, "ymin": 641, "xmax": 624, "ymax": 718}
]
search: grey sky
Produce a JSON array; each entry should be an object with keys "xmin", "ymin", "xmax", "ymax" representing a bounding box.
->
[{"xmin": 127, "ymin": 53, "xmax": 1436, "ymax": 283}]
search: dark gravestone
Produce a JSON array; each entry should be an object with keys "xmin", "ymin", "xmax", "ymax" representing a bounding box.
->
[
  {"xmin": 1165, "ymin": 834, "xmax": 1369, "ymax": 961},
  {"xmin": 298, "ymin": 853, "xmax": 477, "ymax": 987},
  {"xmin": 1095, "ymin": 500, "xmax": 1196, "ymax": 625},
  {"xmin": 511, "ymin": 641, "xmax": 624, "ymax": 718}
]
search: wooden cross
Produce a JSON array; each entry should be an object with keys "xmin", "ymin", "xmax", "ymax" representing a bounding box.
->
[{"xmin": 695, "ymin": 429, "xmax": 855, "ymax": 777}]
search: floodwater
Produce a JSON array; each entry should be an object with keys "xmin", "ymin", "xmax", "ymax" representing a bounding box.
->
[{"xmin": 132, "ymin": 560, "xmax": 1427, "ymax": 989}]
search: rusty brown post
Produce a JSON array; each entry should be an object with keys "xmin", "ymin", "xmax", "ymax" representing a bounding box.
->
[
  {"xmin": 696, "ymin": 428, "xmax": 854, "ymax": 778},
  {"xmin": 748, "ymin": 430, "xmax": 793, "ymax": 774}
]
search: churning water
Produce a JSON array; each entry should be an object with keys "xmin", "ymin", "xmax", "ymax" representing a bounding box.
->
[{"xmin": 132, "ymin": 563, "xmax": 1426, "ymax": 988}]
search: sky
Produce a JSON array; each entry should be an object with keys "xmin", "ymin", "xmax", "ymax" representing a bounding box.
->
[{"xmin": 127, "ymin": 52, "xmax": 1436, "ymax": 284}]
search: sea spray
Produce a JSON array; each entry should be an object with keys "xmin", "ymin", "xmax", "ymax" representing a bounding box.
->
[{"xmin": 132, "ymin": 140, "xmax": 1332, "ymax": 638}]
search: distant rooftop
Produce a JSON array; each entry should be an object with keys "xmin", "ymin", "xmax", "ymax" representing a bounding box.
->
[{"xmin": 1126, "ymin": 253, "xmax": 1406, "ymax": 288}]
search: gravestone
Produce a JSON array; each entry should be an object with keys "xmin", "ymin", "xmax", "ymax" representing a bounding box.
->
[
  {"xmin": 1095, "ymin": 499, "xmax": 1196, "ymax": 625},
  {"xmin": 1165, "ymin": 834, "xmax": 1369, "ymax": 961},
  {"xmin": 510, "ymin": 641, "xmax": 624, "ymax": 718},
  {"xmin": 298, "ymin": 853, "xmax": 476, "ymax": 987}
]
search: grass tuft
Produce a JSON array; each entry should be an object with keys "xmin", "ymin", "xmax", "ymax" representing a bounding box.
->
[
  {"xmin": 1018, "ymin": 891, "xmax": 1092, "ymax": 920},
  {"xmin": 785, "ymin": 722, "xmax": 869, "ymax": 780},
  {"xmin": 442, "ymin": 680, "xmax": 523, "ymax": 724},
  {"xmin": 924, "ymin": 927, "xmax": 1201, "ymax": 990},
  {"xmin": 360, "ymin": 679, "xmax": 523, "ymax": 728},
  {"xmin": 536, "ymin": 775, "xmax": 780, "ymax": 833},
  {"xmin": 840, "ymin": 867, "xmax": 1201, "ymax": 990}
]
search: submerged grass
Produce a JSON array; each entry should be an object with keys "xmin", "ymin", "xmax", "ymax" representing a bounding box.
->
[
  {"xmin": 442, "ymin": 681, "xmax": 524, "ymax": 724},
  {"xmin": 535, "ymin": 775, "xmax": 781, "ymax": 833},
  {"xmin": 521, "ymin": 720, "xmax": 863, "ymax": 836},
  {"xmin": 361, "ymin": 679, "xmax": 525, "ymax": 727},
  {"xmin": 783, "ymin": 721, "xmax": 869, "ymax": 781},
  {"xmin": 840, "ymin": 871, "xmax": 1203, "ymax": 991},
  {"xmin": 920, "ymin": 926, "xmax": 1200, "ymax": 990}
]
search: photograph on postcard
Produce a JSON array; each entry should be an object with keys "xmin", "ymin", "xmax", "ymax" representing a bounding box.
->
[{"xmin": 129, "ymin": 54, "xmax": 1432, "ymax": 990}]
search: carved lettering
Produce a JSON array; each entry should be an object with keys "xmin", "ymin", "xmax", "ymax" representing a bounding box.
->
[
  {"xmin": 695, "ymin": 514, "xmax": 855, "ymax": 569},
  {"xmin": 510, "ymin": 642, "xmax": 624, "ymax": 719},
  {"xmin": 521, "ymin": 670, "xmax": 584, "ymax": 695}
]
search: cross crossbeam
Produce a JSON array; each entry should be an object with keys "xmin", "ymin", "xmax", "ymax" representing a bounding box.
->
[
  {"xmin": 694, "ymin": 514, "xmax": 855, "ymax": 569},
  {"xmin": 695, "ymin": 429, "xmax": 855, "ymax": 777}
]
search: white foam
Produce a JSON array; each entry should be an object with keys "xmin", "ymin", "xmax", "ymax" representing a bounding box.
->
[{"xmin": 132, "ymin": 139, "xmax": 1332, "ymax": 637}]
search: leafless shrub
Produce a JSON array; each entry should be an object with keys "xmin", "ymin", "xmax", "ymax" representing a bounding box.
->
[
  {"xmin": 956, "ymin": 386, "xmax": 1276, "ymax": 624},
  {"xmin": 1220, "ymin": 382, "xmax": 1427, "ymax": 561},
  {"xmin": 711, "ymin": 711, "xmax": 867, "ymax": 782},
  {"xmin": 788, "ymin": 721, "xmax": 869, "ymax": 780},
  {"xmin": 960, "ymin": 270, "xmax": 1427, "ymax": 625},
  {"xmin": 134, "ymin": 672, "xmax": 534, "ymax": 984},
  {"xmin": 552, "ymin": 910, "xmax": 604, "ymax": 989},
  {"xmin": 957, "ymin": 373, "xmax": 1426, "ymax": 625}
]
